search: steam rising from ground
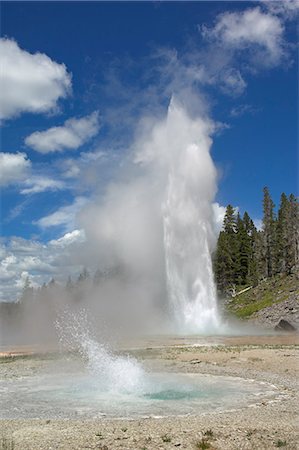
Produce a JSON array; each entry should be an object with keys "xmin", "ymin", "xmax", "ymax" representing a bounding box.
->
[
  {"xmin": 81, "ymin": 97, "xmax": 221, "ymax": 333},
  {"xmin": 0, "ymin": 96, "xmax": 225, "ymax": 347}
]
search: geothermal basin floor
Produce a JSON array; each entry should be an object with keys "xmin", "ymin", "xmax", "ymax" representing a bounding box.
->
[{"xmin": 0, "ymin": 335, "xmax": 298, "ymax": 450}]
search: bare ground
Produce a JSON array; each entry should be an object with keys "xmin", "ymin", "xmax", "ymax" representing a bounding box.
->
[{"xmin": 0, "ymin": 335, "xmax": 298, "ymax": 450}]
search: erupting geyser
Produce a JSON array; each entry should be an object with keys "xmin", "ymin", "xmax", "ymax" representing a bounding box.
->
[
  {"xmin": 1, "ymin": 309, "xmax": 277, "ymax": 420},
  {"xmin": 162, "ymin": 100, "xmax": 221, "ymax": 332},
  {"xmin": 55, "ymin": 309, "xmax": 145, "ymax": 393},
  {"xmin": 81, "ymin": 96, "xmax": 223, "ymax": 334}
]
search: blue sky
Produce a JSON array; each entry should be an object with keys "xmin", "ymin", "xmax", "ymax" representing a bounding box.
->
[{"xmin": 0, "ymin": 1, "xmax": 298, "ymax": 300}]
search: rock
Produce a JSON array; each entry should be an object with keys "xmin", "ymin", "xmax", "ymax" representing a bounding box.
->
[
  {"xmin": 249, "ymin": 295, "xmax": 299, "ymax": 330},
  {"xmin": 274, "ymin": 319, "xmax": 297, "ymax": 332}
]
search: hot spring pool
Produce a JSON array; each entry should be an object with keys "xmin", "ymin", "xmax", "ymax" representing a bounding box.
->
[{"xmin": 0, "ymin": 370, "xmax": 278, "ymax": 419}]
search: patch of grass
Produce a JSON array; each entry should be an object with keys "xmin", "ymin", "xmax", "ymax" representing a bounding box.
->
[
  {"xmin": 121, "ymin": 427, "xmax": 127, "ymax": 433},
  {"xmin": 232, "ymin": 292, "xmax": 274, "ymax": 318},
  {"xmin": 227, "ymin": 273, "xmax": 299, "ymax": 319},
  {"xmin": 195, "ymin": 438, "xmax": 211, "ymax": 449},
  {"xmin": 161, "ymin": 434, "xmax": 171, "ymax": 443},
  {"xmin": 203, "ymin": 429, "xmax": 214, "ymax": 438},
  {"xmin": 275, "ymin": 440, "xmax": 287, "ymax": 448}
]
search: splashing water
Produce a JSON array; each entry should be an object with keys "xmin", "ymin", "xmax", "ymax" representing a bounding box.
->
[
  {"xmin": 55, "ymin": 309, "xmax": 145, "ymax": 393},
  {"xmin": 162, "ymin": 100, "xmax": 221, "ymax": 333}
]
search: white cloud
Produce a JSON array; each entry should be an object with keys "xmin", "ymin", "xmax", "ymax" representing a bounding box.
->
[
  {"xmin": 61, "ymin": 159, "xmax": 81, "ymax": 178},
  {"xmin": 0, "ymin": 152, "xmax": 31, "ymax": 186},
  {"xmin": 0, "ymin": 38, "xmax": 71, "ymax": 120},
  {"xmin": 35, "ymin": 196, "xmax": 89, "ymax": 230},
  {"xmin": 212, "ymin": 202, "xmax": 226, "ymax": 234},
  {"xmin": 254, "ymin": 218, "xmax": 263, "ymax": 231},
  {"xmin": 20, "ymin": 176, "xmax": 65, "ymax": 195},
  {"xmin": 0, "ymin": 230, "xmax": 86, "ymax": 301},
  {"xmin": 58, "ymin": 150, "xmax": 104, "ymax": 180},
  {"xmin": 220, "ymin": 68, "xmax": 247, "ymax": 95},
  {"xmin": 5, "ymin": 199, "xmax": 31, "ymax": 223},
  {"xmin": 263, "ymin": 0, "xmax": 299, "ymax": 20},
  {"xmin": 25, "ymin": 111, "xmax": 100, "ymax": 153},
  {"xmin": 230, "ymin": 104, "xmax": 260, "ymax": 118},
  {"xmin": 49, "ymin": 229, "xmax": 86, "ymax": 248},
  {"xmin": 202, "ymin": 7, "xmax": 285, "ymax": 67}
]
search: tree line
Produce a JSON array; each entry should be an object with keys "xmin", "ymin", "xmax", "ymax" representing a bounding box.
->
[
  {"xmin": 214, "ymin": 188, "xmax": 298, "ymax": 294},
  {"xmin": 19, "ymin": 265, "xmax": 123, "ymax": 305},
  {"xmin": 16, "ymin": 187, "xmax": 299, "ymax": 302}
]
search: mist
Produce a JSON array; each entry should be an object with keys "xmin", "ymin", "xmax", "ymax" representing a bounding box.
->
[{"xmin": 1, "ymin": 93, "xmax": 226, "ymax": 348}]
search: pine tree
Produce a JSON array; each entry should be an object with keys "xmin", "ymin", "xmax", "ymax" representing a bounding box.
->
[
  {"xmin": 275, "ymin": 193, "xmax": 289, "ymax": 274},
  {"xmin": 48, "ymin": 278, "xmax": 56, "ymax": 288},
  {"xmin": 20, "ymin": 276, "xmax": 34, "ymax": 303},
  {"xmin": 78, "ymin": 268, "xmax": 89, "ymax": 283},
  {"xmin": 66, "ymin": 276, "xmax": 74, "ymax": 292},
  {"xmin": 214, "ymin": 189, "xmax": 297, "ymax": 293},
  {"xmin": 288, "ymin": 194, "xmax": 299, "ymax": 273},
  {"xmin": 262, "ymin": 187, "xmax": 276, "ymax": 278},
  {"xmin": 235, "ymin": 213, "xmax": 251, "ymax": 285},
  {"xmin": 214, "ymin": 204, "xmax": 238, "ymax": 292},
  {"xmin": 214, "ymin": 231, "xmax": 234, "ymax": 292},
  {"xmin": 223, "ymin": 204, "xmax": 237, "ymax": 234}
]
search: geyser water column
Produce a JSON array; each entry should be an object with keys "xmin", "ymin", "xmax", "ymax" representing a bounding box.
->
[
  {"xmin": 161, "ymin": 99, "xmax": 221, "ymax": 333},
  {"xmin": 81, "ymin": 95, "xmax": 222, "ymax": 334}
]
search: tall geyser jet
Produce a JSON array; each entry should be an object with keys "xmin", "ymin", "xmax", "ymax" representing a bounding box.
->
[
  {"xmin": 162, "ymin": 99, "xmax": 220, "ymax": 332},
  {"xmin": 134, "ymin": 96, "xmax": 221, "ymax": 333},
  {"xmin": 81, "ymin": 95, "xmax": 222, "ymax": 334}
]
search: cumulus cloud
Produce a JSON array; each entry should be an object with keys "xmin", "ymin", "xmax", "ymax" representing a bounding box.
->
[
  {"xmin": 201, "ymin": 7, "xmax": 285, "ymax": 67},
  {"xmin": 61, "ymin": 159, "xmax": 81, "ymax": 178},
  {"xmin": 0, "ymin": 152, "xmax": 31, "ymax": 186},
  {"xmin": 20, "ymin": 176, "xmax": 65, "ymax": 195},
  {"xmin": 49, "ymin": 229, "xmax": 86, "ymax": 248},
  {"xmin": 263, "ymin": 0, "xmax": 299, "ymax": 20},
  {"xmin": 35, "ymin": 196, "xmax": 89, "ymax": 230},
  {"xmin": 25, "ymin": 111, "xmax": 100, "ymax": 153},
  {"xmin": 0, "ymin": 230, "xmax": 86, "ymax": 301},
  {"xmin": 0, "ymin": 38, "xmax": 71, "ymax": 120}
]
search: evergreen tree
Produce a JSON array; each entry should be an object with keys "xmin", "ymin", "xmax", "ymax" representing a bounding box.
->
[
  {"xmin": 78, "ymin": 268, "xmax": 89, "ymax": 283},
  {"xmin": 214, "ymin": 231, "xmax": 233, "ymax": 292},
  {"xmin": 48, "ymin": 278, "xmax": 57, "ymax": 288},
  {"xmin": 262, "ymin": 187, "xmax": 276, "ymax": 278},
  {"xmin": 223, "ymin": 204, "xmax": 237, "ymax": 234},
  {"xmin": 243, "ymin": 212, "xmax": 260, "ymax": 286},
  {"xmin": 214, "ymin": 189, "xmax": 297, "ymax": 293},
  {"xmin": 214, "ymin": 204, "xmax": 238, "ymax": 291},
  {"xmin": 66, "ymin": 276, "xmax": 74, "ymax": 292},
  {"xmin": 235, "ymin": 213, "xmax": 251, "ymax": 285},
  {"xmin": 288, "ymin": 194, "xmax": 299, "ymax": 273},
  {"xmin": 20, "ymin": 276, "xmax": 34, "ymax": 303},
  {"xmin": 275, "ymin": 193, "xmax": 289, "ymax": 274}
]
